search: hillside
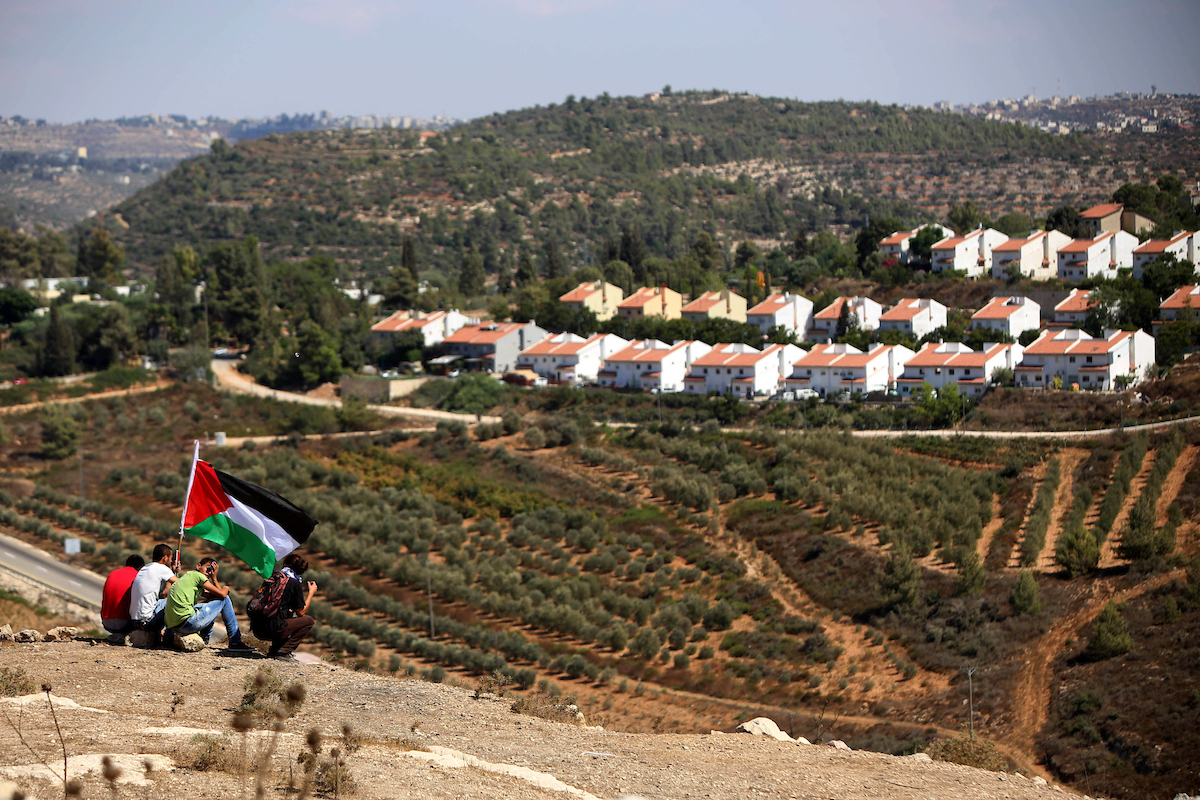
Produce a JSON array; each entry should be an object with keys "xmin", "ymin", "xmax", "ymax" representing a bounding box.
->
[
  {"xmin": 93, "ymin": 90, "xmax": 1143, "ymax": 279},
  {"xmin": 0, "ymin": 640, "xmax": 1065, "ymax": 800},
  {"xmin": 1, "ymin": 384, "xmax": 1199, "ymax": 799}
]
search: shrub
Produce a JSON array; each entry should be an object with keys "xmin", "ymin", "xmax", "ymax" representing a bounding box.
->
[
  {"xmin": 701, "ymin": 601, "xmax": 736, "ymax": 631},
  {"xmin": 524, "ymin": 427, "xmax": 546, "ymax": 450},
  {"xmin": 238, "ymin": 667, "xmax": 306, "ymax": 720},
  {"xmin": 926, "ymin": 731, "xmax": 1007, "ymax": 772},
  {"xmin": 39, "ymin": 406, "xmax": 79, "ymax": 460},
  {"xmin": 0, "ymin": 667, "xmax": 35, "ymax": 697}
]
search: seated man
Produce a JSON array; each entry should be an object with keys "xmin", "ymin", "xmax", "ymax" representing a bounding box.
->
[
  {"xmin": 249, "ymin": 553, "xmax": 318, "ymax": 662},
  {"xmin": 164, "ymin": 557, "xmax": 254, "ymax": 652},
  {"xmin": 101, "ymin": 554, "xmax": 145, "ymax": 643},
  {"xmin": 128, "ymin": 544, "xmax": 179, "ymax": 643}
]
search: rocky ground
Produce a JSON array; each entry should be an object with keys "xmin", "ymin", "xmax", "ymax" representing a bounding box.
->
[{"xmin": 0, "ymin": 638, "xmax": 1095, "ymax": 800}]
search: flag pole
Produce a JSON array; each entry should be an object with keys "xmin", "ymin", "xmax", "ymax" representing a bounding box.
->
[{"xmin": 177, "ymin": 439, "xmax": 200, "ymax": 570}]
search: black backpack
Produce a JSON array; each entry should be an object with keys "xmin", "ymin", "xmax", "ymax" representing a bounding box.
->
[{"xmin": 247, "ymin": 574, "xmax": 289, "ymax": 626}]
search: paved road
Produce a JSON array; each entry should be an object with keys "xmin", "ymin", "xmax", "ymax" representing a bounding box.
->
[
  {"xmin": 210, "ymin": 359, "xmax": 501, "ymax": 425},
  {"xmin": 0, "ymin": 530, "xmax": 104, "ymax": 608}
]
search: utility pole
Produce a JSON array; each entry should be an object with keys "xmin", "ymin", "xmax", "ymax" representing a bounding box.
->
[
  {"xmin": 963, "ymin": 665, "xmax": 978, "ymax": 740},
  {"xmin": 425, "ymin": 555, "xmax": 435, "ymax": 638},
  {"xmin": 78, "ymin": 447, "xmax": 85, "ymax": 513}
]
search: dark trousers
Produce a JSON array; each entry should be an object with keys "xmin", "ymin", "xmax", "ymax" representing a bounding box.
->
[{"xmin": 268, "ymin": 615, "xmax": 314, "ymax": 656}]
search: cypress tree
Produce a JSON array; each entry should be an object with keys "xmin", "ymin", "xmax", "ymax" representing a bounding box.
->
[
  {"xmin": 496, "ymin": 252, "xmax": 513, "ymax": 295},
  {"xmin": 515, "ymin": 251, "xmax": 537, "ymax": 287},
  {"xmin": 41, "ymin": 304, "xmax": 75, "ymax": 377},
  {"xmin": 458, "ymin": 247, "xmax": 486, "ymax": 297},
  {"xmin": 402, "ymin": 236, "xmax": 419, "ymax": 283}
]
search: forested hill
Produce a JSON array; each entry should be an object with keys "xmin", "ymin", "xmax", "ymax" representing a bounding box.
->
[{"xmin": 99, "ymin": 90, "xmax": 1108, "ymax": 281}]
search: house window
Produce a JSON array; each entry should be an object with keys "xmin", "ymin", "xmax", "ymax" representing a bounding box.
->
[
  {"xmin": 964, "ymin": 369, "xmax": 971, "ymax": 375},
  {"xmin": 919, "ymin": 368, "xmax": 925, "ymax": 375},
  {"xmin": 1086, "ymin": 356, "xmax": 1093, "ymax": 363},
  {"xmin": 739, "ymin": 369, "xmax": 744, "ymax": 375},
  {"xmin": 703, "ymin": 368, "xmax": 708, "ymax": 374},
  {"xmin": 949, "ymin": 369, "xmax": 956, "ymax": 375},
  {"xmin": 1069, "ymin": 356, "xmax": 1076, "ymax": 363}
]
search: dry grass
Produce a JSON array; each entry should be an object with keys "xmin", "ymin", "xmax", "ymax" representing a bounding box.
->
[
  {"xmin": 0, "ymin": 666, "xmax": 36, "ymax": 697},
  {"xmin": 510, "ymin": 690, "xmax": 583, "ymax": 725}
]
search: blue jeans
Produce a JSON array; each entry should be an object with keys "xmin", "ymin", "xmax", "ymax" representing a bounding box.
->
[
  {"xmin": 138, "ymin": 599, "xmax": 168, "ymax": 635},
  {"xmin": 102, "ymin": 618, "xmax": 137, "ymax": 637},
  {"xmin": 173, "ymin": 596, "xmax": 242, "ymax": 645}
]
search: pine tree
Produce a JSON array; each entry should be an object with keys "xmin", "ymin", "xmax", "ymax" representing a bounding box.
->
[
  {"xmin": 878, "ymin": 544, "xmax": 921, "ymax": 612},
  {"xmin": 1116, "ymin": 494, "xmax": 1157, "ymax": 562},
  {"xmin": 1010, "ymin": 569, "xmax": 1042, "ymax": 615},
  {"xmin": 401, "ymin": 236, "xmax": 419, "ymax": 283},
  {"xmin": 40, "ymin": 304, "xmax": 75, "ymax": 377},
  {"xmin": 954, "ymin": 551, "xmax": 986, "ymax": 596},
  {"xmin": 1084, "ymin": 600, "xmax": 1131, "ymax": 661},
  {"xmin": 1055, "ymin": 523, "xmax": 1100, "ymax": 578},
  {"xmin": 458, "ymin": 246, "xmax": 486, "ymax": 297}
]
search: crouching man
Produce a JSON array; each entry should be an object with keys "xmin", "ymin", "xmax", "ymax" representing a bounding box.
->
[
  {"xmin": 101, "ymin": 555, "xmax": 145, "ymax": 644},
  {"xmin": 249, "ymin": 553, "xmax": 318, "ymax": 662},
  {"xmin": 164, "ymin": 557, "xmax": 254, "ymax": 652}
]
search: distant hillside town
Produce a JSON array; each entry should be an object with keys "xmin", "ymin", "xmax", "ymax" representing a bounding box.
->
[{"xmin": 927, "ymin": 88, "xmax": 1199, "ymax": 135}]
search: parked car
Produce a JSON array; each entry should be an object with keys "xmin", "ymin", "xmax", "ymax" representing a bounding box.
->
[{"xmin": 795, "ymin": 388, "xmax": 819, "ymax": 400}]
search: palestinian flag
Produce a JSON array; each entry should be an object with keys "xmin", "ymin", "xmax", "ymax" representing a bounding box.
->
[{"xmin": 183, "ymin": 460, "xmax": 317, "ymax": 578}]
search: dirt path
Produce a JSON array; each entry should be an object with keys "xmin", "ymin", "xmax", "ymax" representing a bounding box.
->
[
  {"xmin": 1006, "ymin": 458, "xmax": 1058, "ymax": 570},
  {"xmin": 1037, "ymin": 448, "xmax": 1088, "ymax": 572},
  {"xmin": 1003, "ymin": 570, "xmax": 1181, "ymax": 768},
  {"xmin": 1154, "ymin": 444, "xmax": 1197, "ymax": 526},
  {"xmin": 974, "ymin": 496, "xmax": 1004, "ymax": 565},
  {"xmin": 0, "ymin": 380, "xmax": 170, "ymax": 415},
  {"xmin": 1098, "ymin": 449, "xmax": 1157, "ymax": 570}
]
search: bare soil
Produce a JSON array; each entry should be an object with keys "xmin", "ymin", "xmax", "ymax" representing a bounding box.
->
[{"xmin": 0, "ymin": 640, "xmax": 1077, "ymax": 800}]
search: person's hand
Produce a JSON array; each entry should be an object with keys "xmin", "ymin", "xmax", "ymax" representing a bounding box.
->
[
  {"xmin": 206, "ymin": 563, "xmax": 218, "ymax": 578},
  {"xmin": 306, "ymin": 581, "xmax": 318, "ymax": 595}
]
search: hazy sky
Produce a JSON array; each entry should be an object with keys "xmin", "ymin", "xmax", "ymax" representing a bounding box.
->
[{"xmin": 2, "ymin": 0, "xmax": 1198, "ymax": 123}]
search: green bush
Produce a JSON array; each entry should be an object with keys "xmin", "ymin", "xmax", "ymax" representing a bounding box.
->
[{"xmin": 39, "ymin": 406, "xmax": 79, "ymax": 460}]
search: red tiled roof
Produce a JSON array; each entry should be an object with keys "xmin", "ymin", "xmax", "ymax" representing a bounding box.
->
[
  {"xmin": 1160, "ymin": 285, "xmax": 1200, "ymax": 310},
  {"xmin": 1134, "ymin": 232, "xmax": 1192, "ymax": 255},
  {"xmin": 618, "ymin": 286, "xmax": 676, "ymax": 308},
  {"xmin": 748, "ymin": 293, "xmax": 798, "ymax": 316},
  {"xmin": 1024, "ymin": 330, "xmax": 1131, "ymax": 356},
  {"xmin": 1081, "ymin": 203, "xmax": 1122, "ymax": 219},
  {"xmin": 372, "ymin": 310, "xmax": 443, "ymax": 333},
  {"xmin": 813, "ymin": 297, "xmax": 846, "ymax": 320},
  {"xmin": 1060, "ymin": 232, "xmax": 1114, "ymax": 254},
  {"xmin": 691, "ymin": 344, "xmax": 766, "ymax": 368},
  {"xmin": 604, "ymin": 340, "xmax": 688, "ymax": 363},
  {"xmin": 521, "ymin": 333, "xmax": 601, "ymax": 357},
  {"xmin": 880, "ymin": 231, "xmax": 914, "ymax": 246},
  {"xmin": 1054, "ymin": 290, "xmax": 1095, "ymax": 314},
  {"xmin": 559, "ymin": 282, "xmax": 604, "ymax": 303},
  {"xmin": 880, "ymin": 299, "xmax": 925, "ymax": 322},
  {"xmin": 972, "ymin": 297, "xmax": 1028, "ymax": 320},
  {"xmin": 444, "ymin": 322, "xmax": 529, "ymax": 345},
  {"xmin": 682, "ymin": 291, "xmax": 739, "ymax": 314}
]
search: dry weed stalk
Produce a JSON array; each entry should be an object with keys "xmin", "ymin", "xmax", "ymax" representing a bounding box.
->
[{"xmin": 0, "ymin": 681, "xmax": 76, "ymax": 799}]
